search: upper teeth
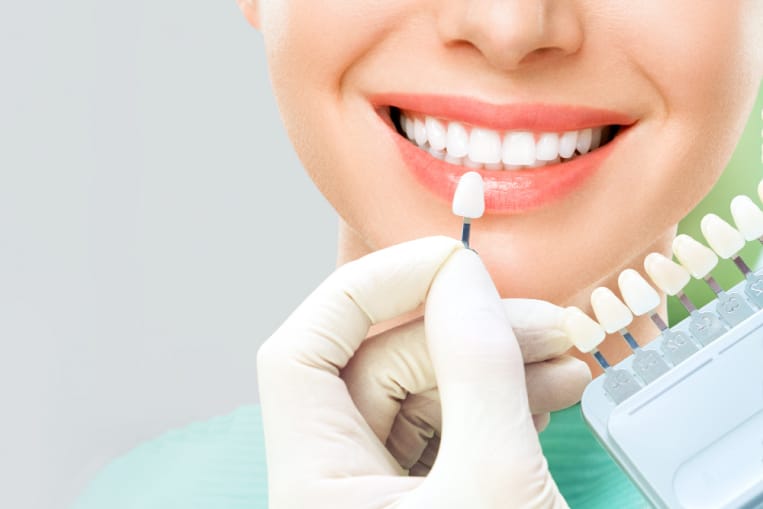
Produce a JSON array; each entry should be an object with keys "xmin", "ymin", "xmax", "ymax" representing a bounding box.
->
[{"xmin": 400, "ymin": 111, "xmax": 606, "ymax": 170}]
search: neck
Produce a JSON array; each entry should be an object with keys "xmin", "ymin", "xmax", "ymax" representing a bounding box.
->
[{"xmin": 336, "ymin": 219, "xmax": 676, "ymax": 377}]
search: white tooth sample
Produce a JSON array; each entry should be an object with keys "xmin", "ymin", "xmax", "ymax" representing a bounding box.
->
[
  {"xmin": 590, "ymin": 287, "xmax": 633, "ymax": 334},
  {"xmin": 672, "ymin": 234, "xmax": 718, "ymax": 278},
  {"xmin": 536, "ymin": 132, "xmax": 560, "ymax": 161},
  {"xmin": 403, "ymin": 116, "xmax": 415, "ymax": 140},
  {"xmin": 730, "ymin": 195, "xmax": 763, "ymax": 240},
  {"xmin": 558, "ymin": 130, "xmax": 578, "ymax": 158},
  {"xmin": 468, "ymin": 127, "xmax": 502, "ymax": 164},
  {"xmin": 700, "ymin": 213, "xmax": 745, "ymax": 259},
  {"xmin": 446, "ymin": 121, "xmax": 469, "ymax": 158},
  {"xmin": 452, "ymin": 171, "xmax": 485, "ymax": 219},
  {"xmin": 425, "ymin": 117, "xmax": 446, "ymax": 151},
  {"xmin": 414, "ymin": 118, "xmax": 427, "ymax": 146},
  {"xmin": 644, "ymin": 253, "xmax": 690, "ymax": 296},
  {"xmin": 560, "ymin": 306, "xmax": 606, "ymax": 353},
  {"xmin": 618, "ymin": 269, "xmax": 661, "ymax": 316},
  {"xmin": 576, "ymin": 128, "xmax": 592, "ymax": 154},
  {"xmin": 590, "ymin": 127, "xmax": 603, "ymax": 150},
  {"xmin": 502, "ymin": 131, "xmax": 536, "ymax": 166}
]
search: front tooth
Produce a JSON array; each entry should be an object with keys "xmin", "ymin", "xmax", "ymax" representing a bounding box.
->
[
  {"xmin": 464, "ymin": 157, "xmax": 484, "ymax": 169},
  {"xmin": 468, "ymin": 128, "xmax": 501, "ymax": 164},
  {"xmin": 414, "ymin": 118, "xmax": 427, "ymax": 146},
  {"xmin": 558, "ymin": 131, "xmax": 578, "ymax": 158},
  {"xmin": 446, "ymin": 122, "xmax": 469, "ymax": 158},
  {"xmin": 429, "ymin": 147, "xmax": 445, "ymax": 160},
  {"xmin": 576, "ymin": 128, "xmax": 592, "ymax": 154},
  {"xmin": 502, "ymin": 131, "xmax": 536, "ymax": 166},
  {"xmin": 403, "ymin": 116, "xmax": 415, "ymax": 140},
  {"xmin": 590, "ymin": 127, "xmax": 603, "ymax": 150},
  {"xmin": 536, "ymin": 132, "xmax": 560, "ymax": 161},
  {"xmin": 425, "ymin": 117, "xmax": 446, "ymax": 151}
]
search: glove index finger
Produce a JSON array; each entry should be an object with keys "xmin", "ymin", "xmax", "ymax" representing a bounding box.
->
[{"xmin": 502, "ymin": 298, "xmax": 572, "ymax": 363}]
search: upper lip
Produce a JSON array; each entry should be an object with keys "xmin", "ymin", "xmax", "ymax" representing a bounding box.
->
[{"xmin": 371, "ymin": 93, "xmax": 636, "ymax": 132}]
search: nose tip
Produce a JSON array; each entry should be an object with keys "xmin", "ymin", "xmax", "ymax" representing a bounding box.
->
[{"xmin": 439, "ymin": 1, "xmax": 583, "ymax": 71}]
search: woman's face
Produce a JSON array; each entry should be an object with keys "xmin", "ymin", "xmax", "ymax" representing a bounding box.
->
[{"xmin": 245, "ymin": 0, "xmax": 763, "ymax": 305}]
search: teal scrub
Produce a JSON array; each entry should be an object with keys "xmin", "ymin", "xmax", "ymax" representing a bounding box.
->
[{"xmin": 73, "ymin": 403, "xmax": 648, "ymax": 509}]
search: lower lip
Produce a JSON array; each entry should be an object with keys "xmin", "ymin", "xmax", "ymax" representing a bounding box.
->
[{"xmin": 390, "ymin": 124, "xmax": 626, "ymax": 214}]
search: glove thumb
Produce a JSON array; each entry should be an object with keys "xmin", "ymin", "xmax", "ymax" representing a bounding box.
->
[{"xmin": 415, "ymin": 249, "xmax": 566, "ymax": 508}]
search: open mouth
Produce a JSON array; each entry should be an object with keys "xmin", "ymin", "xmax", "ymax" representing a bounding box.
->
[{"xmin": 389, "ymin": 106, "xmax": 621, "ymax": 171}]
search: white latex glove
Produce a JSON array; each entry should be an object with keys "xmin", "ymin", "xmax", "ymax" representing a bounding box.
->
[
  {"xmin": 258, "ymin": 236, "xmax": 575, "ymax": 508},
  {"xmin": 342, "ymin": 297, "xmax": 590, "ymax": 476}
]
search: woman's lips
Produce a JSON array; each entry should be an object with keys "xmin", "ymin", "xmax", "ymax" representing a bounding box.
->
[{"xmin": 373, "ymin": 94, "xmax": 635, "ymax": 214}]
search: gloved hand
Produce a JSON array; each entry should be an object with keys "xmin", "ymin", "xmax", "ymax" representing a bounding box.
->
[{"xmin": 258, "ymin": 236, "xmax": 588, "ymax": 508}]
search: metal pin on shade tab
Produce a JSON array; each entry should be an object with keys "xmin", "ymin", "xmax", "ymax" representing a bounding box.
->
[{"xmin": 451, "ymin": 171, "xmax": 485, "ymax": 249}]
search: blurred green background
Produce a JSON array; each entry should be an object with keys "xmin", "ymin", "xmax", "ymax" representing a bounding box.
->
[{"xmin": 670, "ymin": 83, "xmax": 763, "ymax": 323}]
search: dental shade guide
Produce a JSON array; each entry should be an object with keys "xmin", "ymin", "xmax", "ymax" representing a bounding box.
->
[
  {"xmin": 561, "ymin": 307, "xmax": 641, "ymax": 404},
  {"xmin": 698, "ymin": 215, "xmax": 758, "ymax": 323},
  {"xmin": 451, "ymin": 171, "xmax": 485, "ymax": 249},
  {"xmin": 590, "ymin": 287, "xmax": 669, "ymax": 384},
  {"xmin": 644, "ymin": 251, "xmax": 723, "ymax": 350},
  {"xmin": 617, "ymin": 269, "xmax": 690, "ymax": 374},
  {"xmin": 578, "ymin": 180, "xmax": 763, "ymax": 509},
  {"xmin": 730, "ymin": 195, "xmax": 763, "ymax": 307}
]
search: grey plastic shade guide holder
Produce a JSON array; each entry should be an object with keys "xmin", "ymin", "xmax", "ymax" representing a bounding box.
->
[{"xmin": 582, "ymin": 278, "xmax": 763, "ymax": 509}]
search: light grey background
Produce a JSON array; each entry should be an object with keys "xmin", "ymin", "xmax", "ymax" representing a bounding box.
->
[{"xmin": 0, "ymin": 2, "xmax": 337, "ymax": 508}]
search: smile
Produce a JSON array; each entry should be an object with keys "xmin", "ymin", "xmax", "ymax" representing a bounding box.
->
[
  {"xmin": 392, "ymin": 108, "xmax": 618, "ymax": 170},
  {"xmin": 372, "ymin": 94, "xmax": 636, "ymax": 214}
]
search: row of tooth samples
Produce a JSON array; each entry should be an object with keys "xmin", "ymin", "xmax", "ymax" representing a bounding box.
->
[
  {"xmin": 400, "ymin": 112, "xmax": 605, "ymax": 170},
  {"xmin": 562, "ymin": 182, "xmax": 763, "ymax": 404}
]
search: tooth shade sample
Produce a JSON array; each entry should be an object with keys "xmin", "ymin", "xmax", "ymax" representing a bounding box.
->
[
  {"xmin": 561, "ymin": 306, "xmax": 606, "ymax": 354},
  {"xmin": 446, "ymin": 122, "xmax": 469, "ymax": 158},
  {"xmin": 672, "ymin": 234, "xmax": 718, "ymax": 278},
  {"xmin": 644, "ymin": 252, "xmax": 691, "ymax": 296},
  {"xmin": 730, "ymin": 195, "xmax": 763, "ymax": 241},
  {"xmin": 425, "ymin": 117, "xmax": 446, "ymax": 151},
  {"xmin": 700, "ymin": 213, "xmax": 745, "ymax": 259},
  {"xmin": 451, "ymin": 171, "xmax": 485, "ymax": 219},
  {"xmin": 590, "ymin": 287, "xmax": 634, "ymax": 334},
  {"xmin": 618, "ymin": 269, "xmax": 661, "ymax": 316}
]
